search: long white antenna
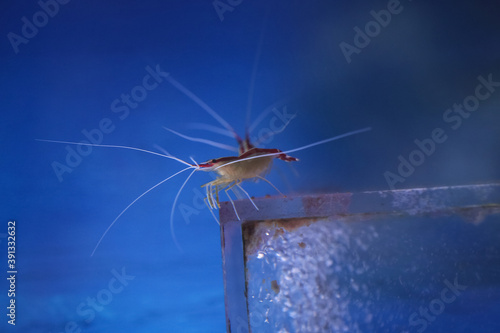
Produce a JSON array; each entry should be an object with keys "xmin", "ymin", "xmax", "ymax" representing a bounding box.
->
[
  {"xmin": 91, "ymin": 166, "xmax": 196, "ymax": 256},
  {"xmin": 165, "ymin": 75, "xmax": 236, "ymax": 135},
  {"xmin": 245, "ymin": 3, "xmax": 271, "ymax": 129},
  {"xmin": 248, "ymin": 99, "xmax": 289, "ymax": 134},
  {"xmin": 215, "ymin": 127, "xmax": 372, "ymax": 171},
  {"xmin": 163, "ymin": 127, "xmax": 238, "ymax": 152},
  {"xmin": 187, "ymin": 123, "xmax": 235, "ymax": 138},
  {"xmin": 169, "ymin": 167, "xmax": 198, "ymax": 252},
  {"xmin": 35, "ymin": 139, "xmax": 193, "ymax": 167}
]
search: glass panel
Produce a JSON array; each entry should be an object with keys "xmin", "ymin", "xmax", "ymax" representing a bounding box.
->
[{"xmin": 220, "ymin": 184, "xmax": 500, "ymax": 333}]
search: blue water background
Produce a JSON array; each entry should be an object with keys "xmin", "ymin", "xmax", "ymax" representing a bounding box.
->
[{"xmin": 1, "ymin": 0, "xmax": 499, "ymax": 332}]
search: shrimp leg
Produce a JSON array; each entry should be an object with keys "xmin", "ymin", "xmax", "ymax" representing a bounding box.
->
[{"xmin": 256, "ymin": 175, "xmax": 285, "ymax": 197}]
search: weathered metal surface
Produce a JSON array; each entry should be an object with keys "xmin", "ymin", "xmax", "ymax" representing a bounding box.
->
[{"xmin": 220, "ymin": 184, "xmax": 500, "ymax": 333}]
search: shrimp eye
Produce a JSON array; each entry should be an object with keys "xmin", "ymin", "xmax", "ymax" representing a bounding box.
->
[{"xmin": 211, "ymin": 159, "xmax": 217, "ymax": 163}]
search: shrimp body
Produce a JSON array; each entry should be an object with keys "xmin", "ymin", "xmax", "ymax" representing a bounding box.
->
[
  {"xmin": 212, "ymin": 154, "xmax": 274, "ymax": 180},
  {"xmin": 201, "ymin": 147, "xmax": 297, "ymax": 178},
  {"xmin": 198, "ymin": 147, "xmax": 298, "ymax": 210}
]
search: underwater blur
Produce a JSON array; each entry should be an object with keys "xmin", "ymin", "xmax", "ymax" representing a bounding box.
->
[{"xmin": 1, "ymin": 0, "xmax": 499, "ymax": 332}]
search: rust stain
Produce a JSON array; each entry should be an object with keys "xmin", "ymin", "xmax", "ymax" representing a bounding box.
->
[
  {"xmin": 302, "ymin": 193, "xmax": 352, "ymax": 216},
  {"xmin": 302, "ymin": 196, "xmax": 325, "ymax": 214},
  {"xmin": 275, "ymin": 218, "xmax": 316, "ymax": 232},
  {"xmin": 271, "ymin": 280, "xmax": 280, "ymax": 294},
  {"xmin": 457, "ymin": 205, "xmax": 500, "ymax": 225},
  {"xmin": 298, "ymin": 242, "xmax": 306, "ymax": 249},
  {"xmin": 243, "ymin": 217, "xmax": 322, "ymax": 258},
  {"xmin": 274, "ymin": 227, "xmax": 284, "ymax": 237}
]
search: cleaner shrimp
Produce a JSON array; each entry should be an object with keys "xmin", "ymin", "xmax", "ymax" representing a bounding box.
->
[
  {"xmin": 37, "ymin": 76, "xmax": 371, "ymax": 256},
  {"xmin": 38, "ymin": 81, "xmax": 370, "ymax": 255},
  {"xmin": 38, "ymin": 24, "xmax": 371, "ymax": 255},
  {"xmin": 159, "ymin": 75, "xmax": 371, "ymax": 228}
]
